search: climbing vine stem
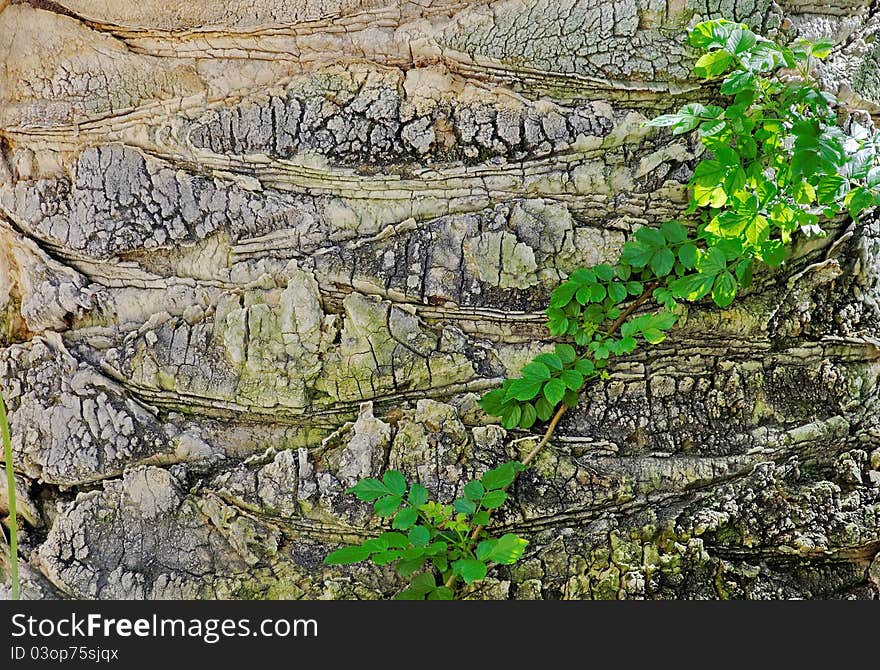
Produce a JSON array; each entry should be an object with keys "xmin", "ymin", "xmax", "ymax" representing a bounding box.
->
[
  {"xmin": 326, "ymin": 19, "xmax": 880, "ymax": 598},
  {"xmin": 1, "ymin": 392, "xmax": 18, "ymax": 600}
]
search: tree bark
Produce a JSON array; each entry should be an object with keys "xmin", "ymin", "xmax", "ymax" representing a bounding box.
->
[{"xmin": 1, "ymin": 0, "xmax": 879, "ymax": 599}]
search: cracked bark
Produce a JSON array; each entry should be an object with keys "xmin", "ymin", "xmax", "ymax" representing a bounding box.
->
[{"xmin": 1, "ymin": 0, "xmax": 880, "ymax": 600}]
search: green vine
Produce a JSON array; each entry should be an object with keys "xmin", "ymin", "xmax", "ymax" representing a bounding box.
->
[
  {"xmin": 325, "ymin": 19, "xmax": 879, "ymax": 598},
  {"xmin": 1, "ymin": 391, "xmax": 18, "ymax": 600}
]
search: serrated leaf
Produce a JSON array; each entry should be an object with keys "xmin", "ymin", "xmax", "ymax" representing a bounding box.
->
[
  {"xmin": 408, "ymin": 482, "xmax": 429, "ymax": 507},
  {"xmin": 534, "ymin": 353, "xmax": 563, "ymax": 370},
  {"xmin": 428, "ymin": 586, "xmax": 454, "ymax": 600},
  {"xmin": 694, "ymin": 50, "xmax": 732, "ymax": 78},
  {"xmin": 712, "ymin": 271, "xmax": 738, "ymax": 308},
  {"xmin": 621, "ymin": 241, "xmax": 654, "ymax": 268},
  {"xmin": 324, "ymin": 544, "xmax": 372, "ymax": 565},
  {"xmin": 519, "ymin": 402, "xmax": 537, "ymax": 429},
  {"xmin": 506, "ymin": 378, "xmax": 544, "ymax": 402},
  {"xmin": 481, "ymin": 490, "xmax": 508, "ymax": 509},
  {"xmin": 501, "ymin": 405, "xmax": 522, "ymax": 430},
  {"xmin": 373, "ymin": 549, "xmax": 403, "ymax": 565},
  {"xmin": 521, "ymin": 361, "xmax": 552, "ymax": 382},
  {"xmin": 374, "ymin": 494, "xmax": 402, "ymax": 517},
  {"xmin": 486, "ymin": 533, "xmax": 529, "ymax": 565},
  {"xmin": 408, "ymin": 525, "xmax": 430, "ymax": 547},
  {"xmin": 379, "ymin": 531, "xmax": 409, "ymax": 548},
  {"xmin": 550, "ymin": 282, "xmax": 578, "ymax": 308},
  {"xmin": 481, "ymin": 462, "xmax": 519, "ymax": 491},
  {"xmin": 382, "ymin": 471, "xmax": 407, "ymax": 496},
  {"xmin": 346, "ymin": 478, "xmax": 389, "ymax": 502},
  {"xmin": 472, "ymin": 511, "xmax": 490, "ymax": 525},
  {"xmin": 395, "ymin": 557, "xmax": 425, "ymax": 577},
  {"xmin": 555, "ymin": 343, "xmax": 577, "ymax": 364},
  {"xmin": 725, "ymin": 28, "xmax": 757, "ymax": 55},
  {"xmin": 650, "ymin": 248, "xmax": 676, "ymax": 276},
  {"xmin": 698, "ymin": 247, "xmax": 728, "ymax": 275},
  {"xmin": 543, "ymin": 378, "xmax": 567, "ymax": 406},
  {"xmin": 392, "ymin": 506, "xmax": 419, "ymax": 530},
  {"xmin": 455, "ymin": 559, "xmax": 488, "ymax": 585},
  {"xmin": 464, "ymin": 480, "xmax": 485, "ymax": 502},
  {"xmin": 478, "ymin": 388, "xmax": 508, "ymax": 417},
  {"xmin": 559, "ymin": 369, "xmax": 584, "ymax": 391},
  {"xmin": 669, "ymin": 272, "xmax": 715, "ymax": 301},
  {"xmin": 678, "ymin": 243, "xmax": 698, "ymax": 269},
  {"xmin": 453, "ymin": 496, "xmax": 476, "ymax": 515},
  {"xmin": 720, "ymin": 70, "xmax": 755, "ymax": 94},
  {"xmin": 594, "ymin": 264, "xmax": 614, "ymax": 281},
  {"xmin": 634, "ymin": 226, "xmax": 666, "ymax": 248},
  {"xmin": 608, "ymin": 282, "xmax": 627, "ymax": 303}
]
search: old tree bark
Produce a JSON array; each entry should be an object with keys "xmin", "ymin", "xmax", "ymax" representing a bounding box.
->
[{"xmin": 1, "ymin": 0, "xmax": 880, "ymax": 600}]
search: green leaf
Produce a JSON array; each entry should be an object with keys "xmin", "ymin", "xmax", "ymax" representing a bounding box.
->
[
  {"xmin": 725, "ymin": 28, "xmax": 757, "ymax": 55},
  {"xmin": 453, "ymin": 497, "xmax": 476, "ymax": 515},
  {"xmin": 408, "ymin": 483, "xmax": 429, "ymax": 507},
  {"xmin": 428, "ymin": 586, "xmax": 454, "ymax": 600},
  {"xmin": 521, "ymin": 361, "xmax": 551, "ymax": 382},
  {"xmin": 650, "ymin": 248, "xmax": 676, "ymax": 276},
  {"xmin": 476, "ymin": 539, "xmax": 495, "ymax": 561},
  {"xmin": 395, "ymin": 557, "xmax": 425, "ymax": 577},
  {"xmin": 590, "ymin": 284, "xmax": 607, "ymax": 302},
  {"xmin": 678, "ymin": 243, "xmax": 698, "ymax": 269},
  {"xmin": 694, "ymin": 50, "xmax": 732, "ymax": 78},
  {"xmin": 559, "ymin": 369, "xmax": 584, "ymax": 391},
  {"xmin": 555, "ymin": 343, "xmax": 577, "ymax": 364},
  {"xmin": 550, "ymin": 283, "xmax": 578, "ymax": 307},
  {"xmin": 481, "ymin": 462, "xmax": 520, "ymax": 491},
  {"xmin": 626, "ymin": 281, "xmax": 644, "ymax": 296},
  {"xmin": 692, "ymin": 159, "xmax": 728, "ymax": 186},
  {"xmin": 346, "ymin": 478, "xmax": 389, "ymax": 502},
  {"xmin": 635, "ymin": 226, "xmax": 666, "ymax": 248},
  {"xmin": 506, "ymin": 377, "xmax": 544, "ymax": 402},
  {"xmin": 660, "ymin": 220, "xmax": 688, "ymax": 243},
  {"xmin": 455, "ymin": 559, "xmax": 488, "ymax": 585},
  {"xmin": 379, "ymin": 532, "xmax": 409, "ymax": 548},
  {"xmin": 816, "ymin": 174, "xmax": 849, "ymax": 204},
  {"xmin": 373, "ymin": 549, "xmax": 403, "ymax": 565},
  {"xmin": 501, "ymin": 404, "xmax": 522, "ymax": 430},
  {"xmin": 481, "ymin": 490, "xmax": 508, "ymax": 509},
  {"xmin": 374, "ymin": 494, "xmax": 402, "ymax": 517},
  {"xmin": 569, "ymin": 268, "xmax": 597, "ymax": 284},
  {"xmin": 478, "ymin": 388, "xmax": 508, "ymax": 417},
  {"xmin": 645, "ymin": 103, "xmax": 705, "ymax": 134},
  {"xmin": 464, "ymin": 480, "xmax": 485, "ymax": 502},
  {"xmin": 534, "ymin": 353, "xmax": 563, "ymax": 371},
  {"xmin": 669, "ymin": 272, "xmax": 715, "ymax": 301},
  {"xmin": 809, "ymin": 37, "xmax": 834, "ymax": 59},
  {"xmin": 472, "ymin": 511, "xmax": 490, "ymax": 525},
  {"xmin": 392, "ymin": 506, "xmax": 419, "ymax": 530},
  {"xmin": 408, "ymin": 525, "xmax": 430, "ymax": 547},
  {"xmin": 324, "ymin": 544, "xmax": 373, "ymax": 565},
  {"xmin": 642, "ymin": 328, "xmax": 665, "ymax": 344},
  {"xmin": 594, "ymin": 264, "xmax": 614, "ymax": 281},
  {"xmin": 712, "ymin": 271, "xmax": 738, "ymax": 308},
  {"xmin": 621, "ymin": 241, "xmax": 653, "ymax": 268},
  {"xmin": 720, "ymin": 70, "xmax": 755, "ymax": 94},
  {"xmin": 486, "ymin": 533, "xmax": 529, "ymax": 565},
  {"xmin": 535, "ymin": 397, "xmax": 554, "ymax": 421},
  {"xmin": 383, "ymin": 471, "xmax": 407, "ymax": 496},
  {"xmin": 543, "ymin": 378, "xmax": 567, "ymax": 406},
  {"xmin": 689, "ymin": 20, "xmax": 736, "ymax": 49},
  {"xmin": 698, "ymin": 247, "xmax": 728, "ymax": 275},
  {"xmin": 608, "ymin": 282, "xmax": 627, "ymax": 303},
  {"xmin": 519, "ymin": 402, "xmax": 537, "ymax": 429}
]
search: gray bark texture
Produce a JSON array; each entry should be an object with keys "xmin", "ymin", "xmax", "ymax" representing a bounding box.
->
[{"xmin": 1, "ymin": 0, "xmax": 880, "ymax": 599}]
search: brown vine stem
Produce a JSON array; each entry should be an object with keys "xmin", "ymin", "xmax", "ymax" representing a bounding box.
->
[{"xmin": 445, "ymin": 282, "xmax": 660, "ymax": 592}]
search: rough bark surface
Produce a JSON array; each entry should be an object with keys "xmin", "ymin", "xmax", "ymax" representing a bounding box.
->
[{"xmin": 1, "ymin": 0, "xmax": 880, "ymax": 599}]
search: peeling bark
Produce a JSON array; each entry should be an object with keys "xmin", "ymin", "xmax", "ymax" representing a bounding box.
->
[{"xmin": 1, "ymin": 0, "xmax": 879, "ymax": 600}]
